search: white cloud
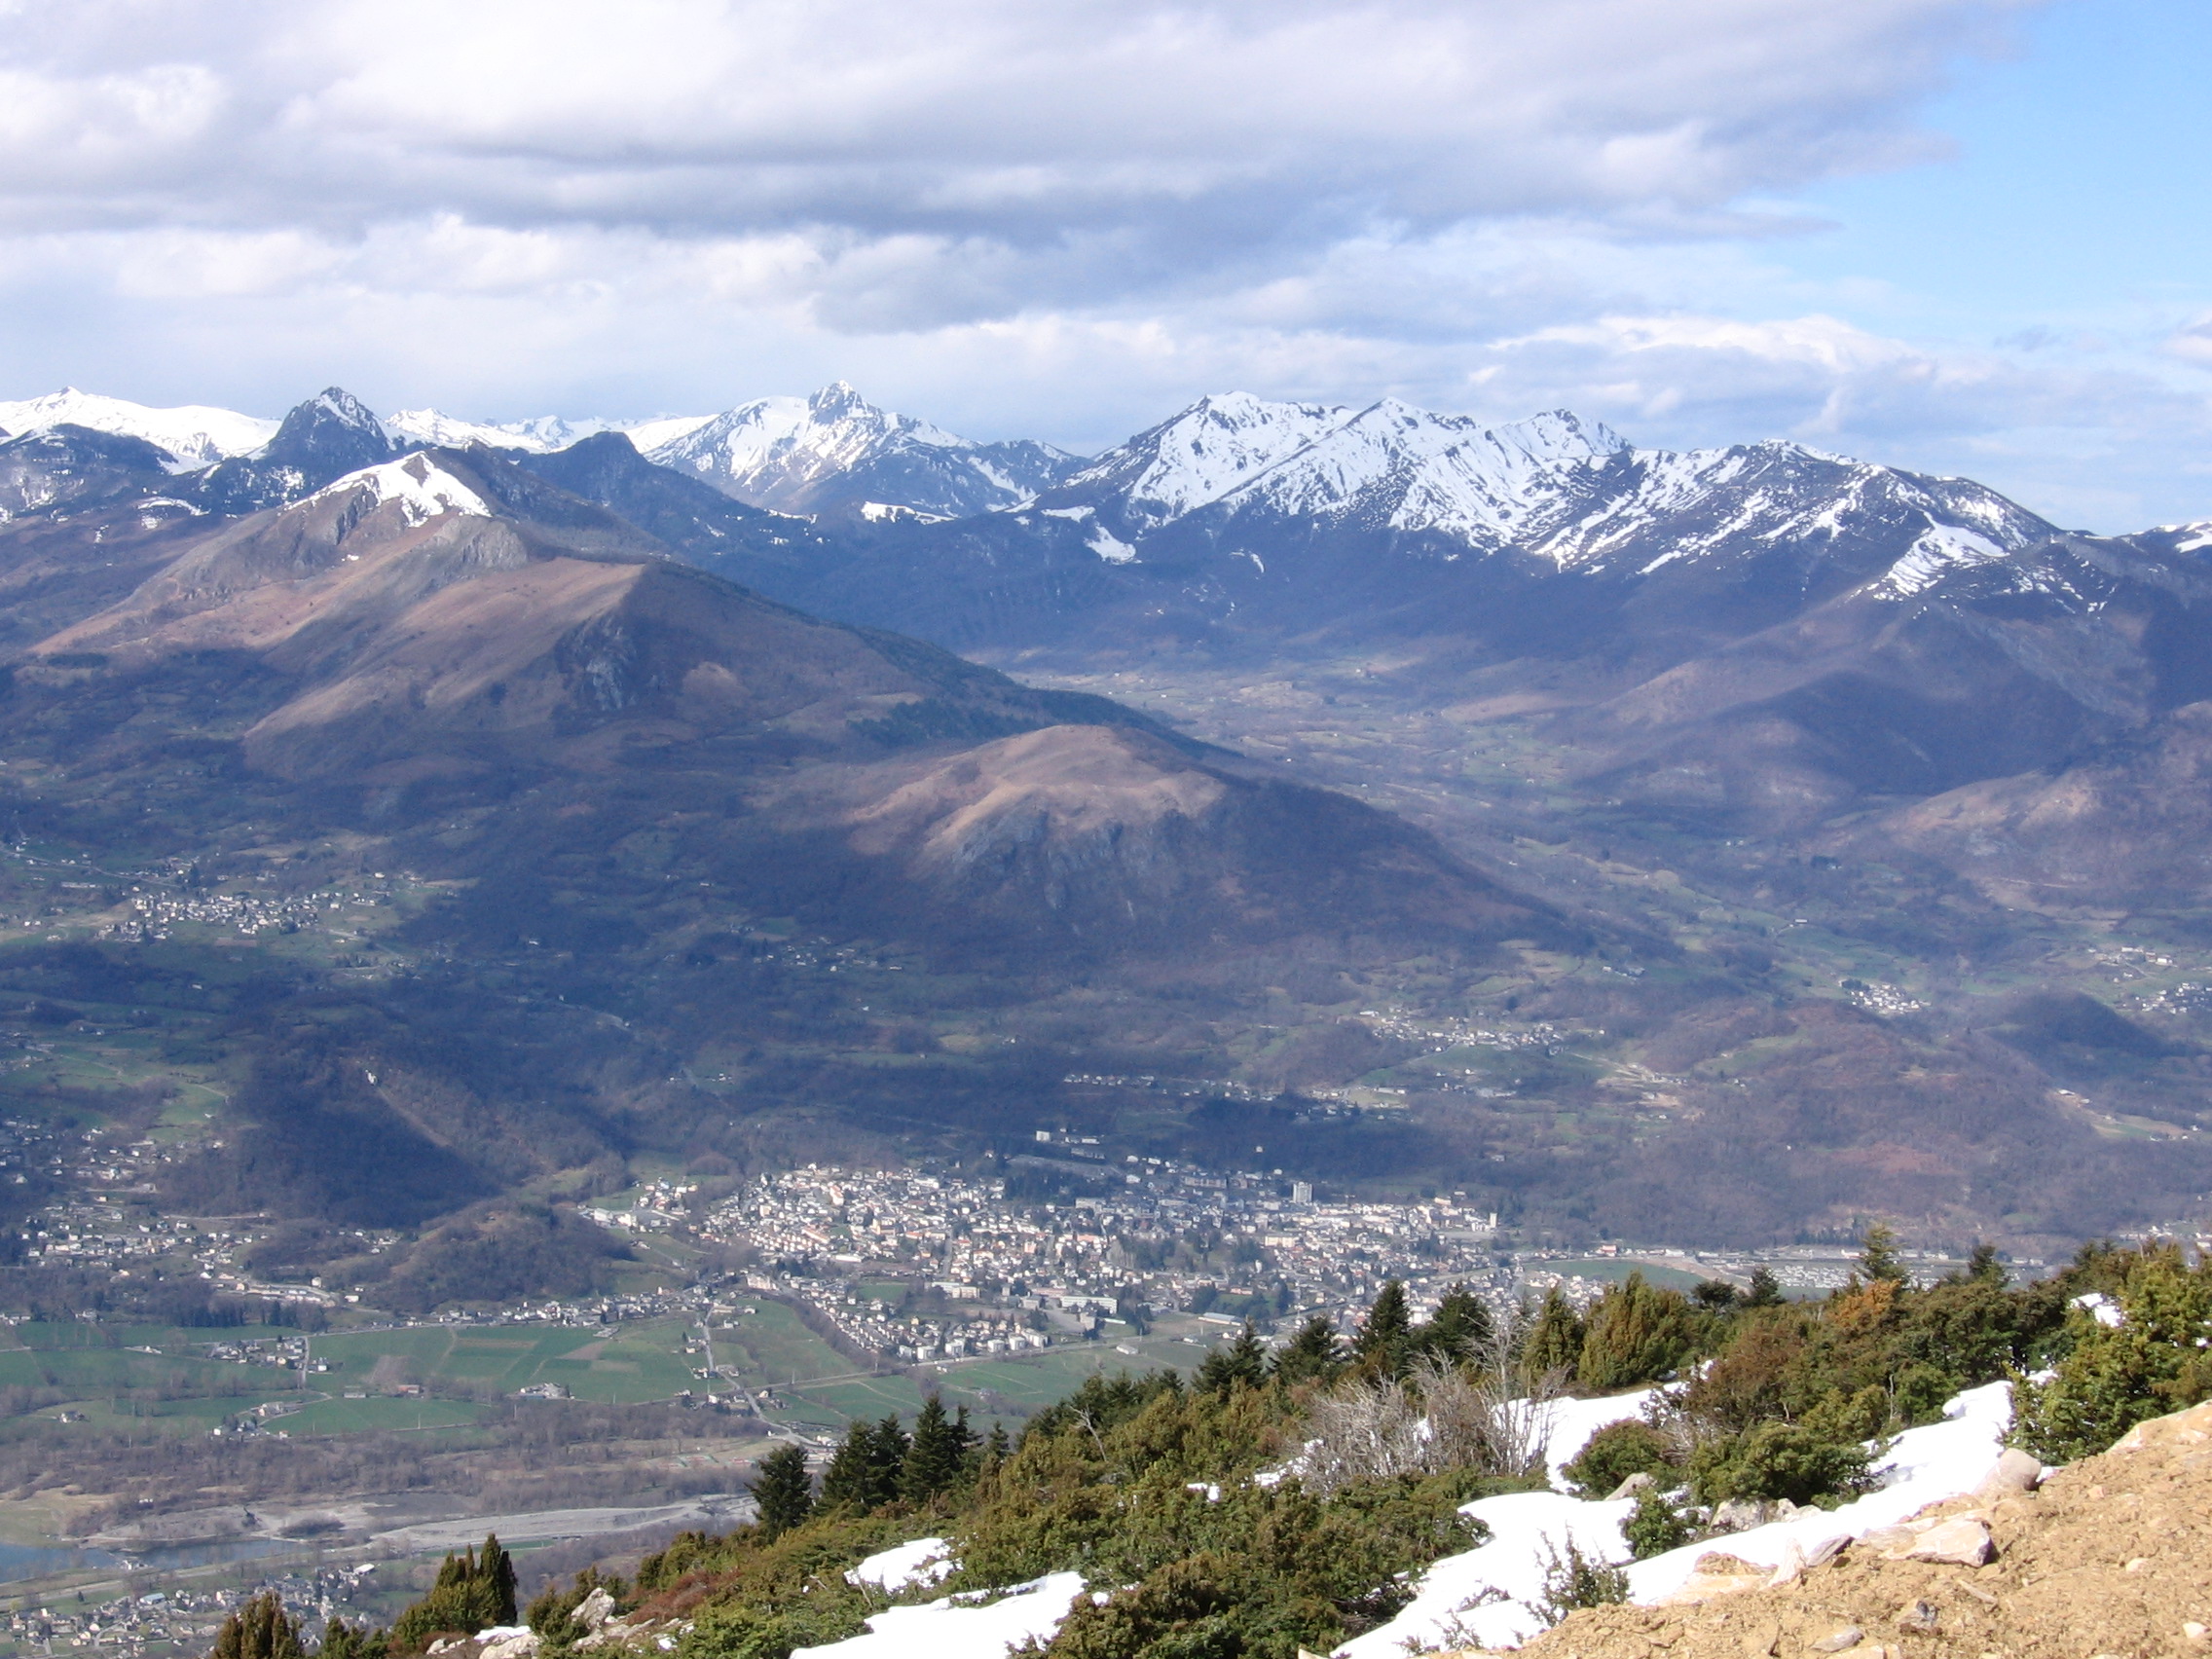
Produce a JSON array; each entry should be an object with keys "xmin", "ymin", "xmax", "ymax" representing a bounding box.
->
[{"xmin": 0, "ymin": 0, "xmax": 2022, "ymax": 301}]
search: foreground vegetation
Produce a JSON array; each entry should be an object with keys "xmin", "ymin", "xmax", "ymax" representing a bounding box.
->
[{"xmin": 202, "ymin": 1231, "xmax": 2212, "ymax": 1659}]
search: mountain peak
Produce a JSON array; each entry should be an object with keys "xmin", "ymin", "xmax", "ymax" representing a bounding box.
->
[
  {"xmin": 189, "ymin": 387, "xmax": 398, "ymax": 514},
  {"xmin": 806, "ymin": 380, "xmax": 872, "ymax": 420},
  {"xmin": 260, "ymin": 387, "xmax": 395, "ymax": 467},
  {"xmin": 645, "ymin": 386, "xmax": 1079, "ymax": 518}
]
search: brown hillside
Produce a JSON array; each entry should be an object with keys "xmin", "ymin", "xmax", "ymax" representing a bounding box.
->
[{"xmin": 1501, "ymin": 1400, "xmax": 2212, "ymax": 1659}]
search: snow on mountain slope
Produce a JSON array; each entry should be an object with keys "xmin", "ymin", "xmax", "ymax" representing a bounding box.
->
[
  {"xmin": 1029, "ymin": 391, "xmax": 2055, "ymax": 583},
  {"xmin": 385, "ymin": 409, "xmax": 713, "ymax": 455},
  {"xmin": 1042, "ymin": 391, "xmax": 1352, "ymax": 532},
  {"xmin": 1225, "ymin": 403, "xmax": 1628, "ymax": 544},
  {"xmin": 645, "ymin": 382, "xmax": 1077, "ymax": 518},
  {"xmin": 1546, "ymin": 441, "xmax": 2053, "ymax": 576},
  {"xmin": 0, "ymin": 388, "xmax": 276, "ymax": 469},
  {"xmin": 304, "ymin": 454, "xmax": 495, "ymax": 527}
]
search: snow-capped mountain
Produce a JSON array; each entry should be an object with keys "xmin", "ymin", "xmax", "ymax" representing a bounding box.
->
[
  {"xmin": 0, "ymin": 388, "xmax": 276, "ymax": 469},
  {"xmin": 644, "ymin": 382, "xmax": 1081, "ymax": 519},
  {"xmin": 1044, "ymin": 391, "xmax": 1357, "ymax": 533},
  {"xmin": 194, "ymin": 387, "xmax": 398, "ymax": 515},
  {"xmin": 383, "ymin": 408, "xmax": 716, "ymax": 455},
  {"xmin": 1032, "ymin": 392, "xmax": 2050, "ymax": 584},
  {"xmin": 643, "ymin": 390, "xmax": 2070, "ymax": 658}
]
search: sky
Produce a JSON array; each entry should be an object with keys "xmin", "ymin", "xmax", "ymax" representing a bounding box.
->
[{"xmin": 0, "ymin": 0, "xmax": 2206, "ymax": 529}]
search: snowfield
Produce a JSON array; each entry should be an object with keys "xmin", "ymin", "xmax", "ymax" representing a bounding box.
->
[{"xmin": 790, "ymin": 1570, "xmax": 1088, "ymax": 1659}]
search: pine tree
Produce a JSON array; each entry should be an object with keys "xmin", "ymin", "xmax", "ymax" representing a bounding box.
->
[
  {"xmin": 866, "ymin": 1413, "xmax": 911, "ymax": 1507},
  {"xmin": 1859, "ymin": 1223, "xmax": 1907, "ymax": 1284},
  {"xmin": 1196, "ymin": 1322, "xmax": 1269, "ymax": 1394},
  {"xmin": 751, "ymin": 1444, "xmax": 815, "ymax": 1538},
  {"xmin": 1415, "ymin": 1283, "xmax": 1494, "ymax": 1362},
  {"xmin": 1353, "ymin": 1279, "xmax": 1413, "ymax": 1372},
  {"xmin": 979, "ymin": 1420, "xmax": 1011, "ymax": 1470},
  {"xmin": 211, "ymin": 1594, "xmax": 305, "ymax": 1659},
  {"xmin": 902, "ymin": 1395, "xmax": 968, "ymax": 1506},
  {"xmin": 1967, "ymin": 1241, "xmax": 2007, "ymax": 1286},
  {"xmin": 1744, "ymin": 1265, "xmax": 1783, "ymax": 1308},
  {"xmin": 1271, "ymin": 1314, "xmax": 1345, "ymax": 1385},
  {"xmin": 818, "ymin": 1419, "xmax": 879, "ymax": 1512},
  {"xmin": 1520, "ymin": 1286, "xmax": 1585, "ymax": 1383}
]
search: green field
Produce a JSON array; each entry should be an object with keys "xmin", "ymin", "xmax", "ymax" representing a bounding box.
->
[{"xmin": 311, "ymin": 1319, "xmax": 699, "ymax": 1404}]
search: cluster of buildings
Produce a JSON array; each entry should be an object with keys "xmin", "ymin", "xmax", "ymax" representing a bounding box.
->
[
  {"xmin": 696, "ymin": 1162, "xmax": 1513, "ymax": 1357},
  {"xmin": 2, "ymin": 1567, "xmax": 377, "ymax": 1658}
]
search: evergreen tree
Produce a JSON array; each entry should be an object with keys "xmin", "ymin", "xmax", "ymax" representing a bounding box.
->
[
  {"xmin": 901, "ymin": 1395, "xmax": 970, "ymax": 1505},
  {"xmin": 1690, "ymin": 1278, "xmax": 1739, "ymax": 1312},
  {"xmin": 1743, "ymin": 1266, "xmax": 1783, "ymax": 1308},
  {"xmin": 1519, "ymin": 1286, "xmax": 1584, "ymax": 1383},
  {"xmin": 818, "ymin": 1419, "xmax": 878, "ymax": 1512},
  {"xmin": 388, "ymin": 1534, "xmax": 515, "ymax": 1648},
  {"xmin": 751, "ymin": 1444, "xmax": 815, "ymax": 1539},
  {"xmin": 316, "ymin": 1620, "xmax": 384, "ymax": 1659},
  {"xmin": 1967, "ymin": 1241, "xmax": 2007, "ymax": 1286},
  {"xmin": 1272, "ymin": 1314, "xmax": 1345, "ymax": 1385},
  {"xmin": 1353, "ymin": 1279, "xmax": 1413, "ymax": 1372},
  {"xmin": 1858, "ymin": 1223, "xmax": 1907, "ymax": 1284},
  {"xmin": 481, "ymin": 1534, "xmax": 518, "ymax": 1626},
  {"xmin": 211, "ymin": 1594, "xmax": 305, "ymax": 1659},
  {"xmin": 866, "ymin": 1414, "xmax": 910, "ymax": 1507},
  {"xmin": 1577, "ymin": 1273, "xmax": 1696, "ymax": 1390},
  {"xmin": 980, "ymin": 1420, "xmax": 1012, "ymax": 1469},
  {"xmin": 1196, "ymin": 1322, "xmax": 1269, "ymax": 1394},
  {"xmin": 1413, "ymin": 1283, "xmax": 1494, "ymax": 1363}
]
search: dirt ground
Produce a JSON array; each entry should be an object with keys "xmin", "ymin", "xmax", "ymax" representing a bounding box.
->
[{"xmin": 1501, "ymin": 1400, "xmax": 2212, "ymax": 1659}]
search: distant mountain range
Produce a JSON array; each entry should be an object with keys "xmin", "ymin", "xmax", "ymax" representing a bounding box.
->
[
  {"xmin": 0, "ymin": 381, "xmax": 1080, "ymax": 523},
  {"xmin": 8, "ymin": 377, "xmax": 2212, "ymax": 1248}
]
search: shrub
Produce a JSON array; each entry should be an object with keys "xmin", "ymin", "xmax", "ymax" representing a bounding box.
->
[
  {"xmin": 1576, "ymin": 1274, "xmax": 1697, "ymax": 1389},
  {"xmin": 2011, "ymin": 1246, "xmax": 2212, "ymax": 1463},
  {"xmin": 1620, "ymin": 1487, "xmax": 1694, "ymax": 1560},
  {"xmin": 1890, "ymin": 1361, "xmax": 1953, "ymax": 1428},
  {"xmin": 1690, "ymin": 1419, "xmax": 1876, "ymax": 1508},
  {"xmin": 1562, "ymin": 1419, "xmax": 1677, "ymax": 1499},
  {"xmin": 1533, "ymin": 1537, "xmax": 1629, "ymax": 1622}
]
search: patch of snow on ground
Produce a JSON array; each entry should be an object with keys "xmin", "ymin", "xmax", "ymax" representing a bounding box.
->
[
  {"xmin": 1341, "ymin": 1489, "xmax": 1639, "ymax": 1654},
  {"xmin": 793, "ymin": 1570, "xmax": 1087, "ymax": 1659},
  {"xmin": 2071, "ymin": 1291, "xmax": 2124, "ymax": 1328},
  {"xmin": 846, "ymin": 1537, "xmax": 954, "ymax": 1593},
  {"xmin": 1341, "ymin": 1381, "xmax": 2014, "ymax": 1657}
]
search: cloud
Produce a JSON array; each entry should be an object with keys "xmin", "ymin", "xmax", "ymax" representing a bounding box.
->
[
  {"xmin": 0, "ymin": 0, "xmax": 2024, "ymax": 317},
  {"xmin": 2163, "ymin": 313, "xmax": 2212, "ymax": 367}
]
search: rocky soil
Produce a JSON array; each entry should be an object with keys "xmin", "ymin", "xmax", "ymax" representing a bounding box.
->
[{"xmin": 1502, "ymin": 1401, "xmax": 2212, "ymax": 1659}]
